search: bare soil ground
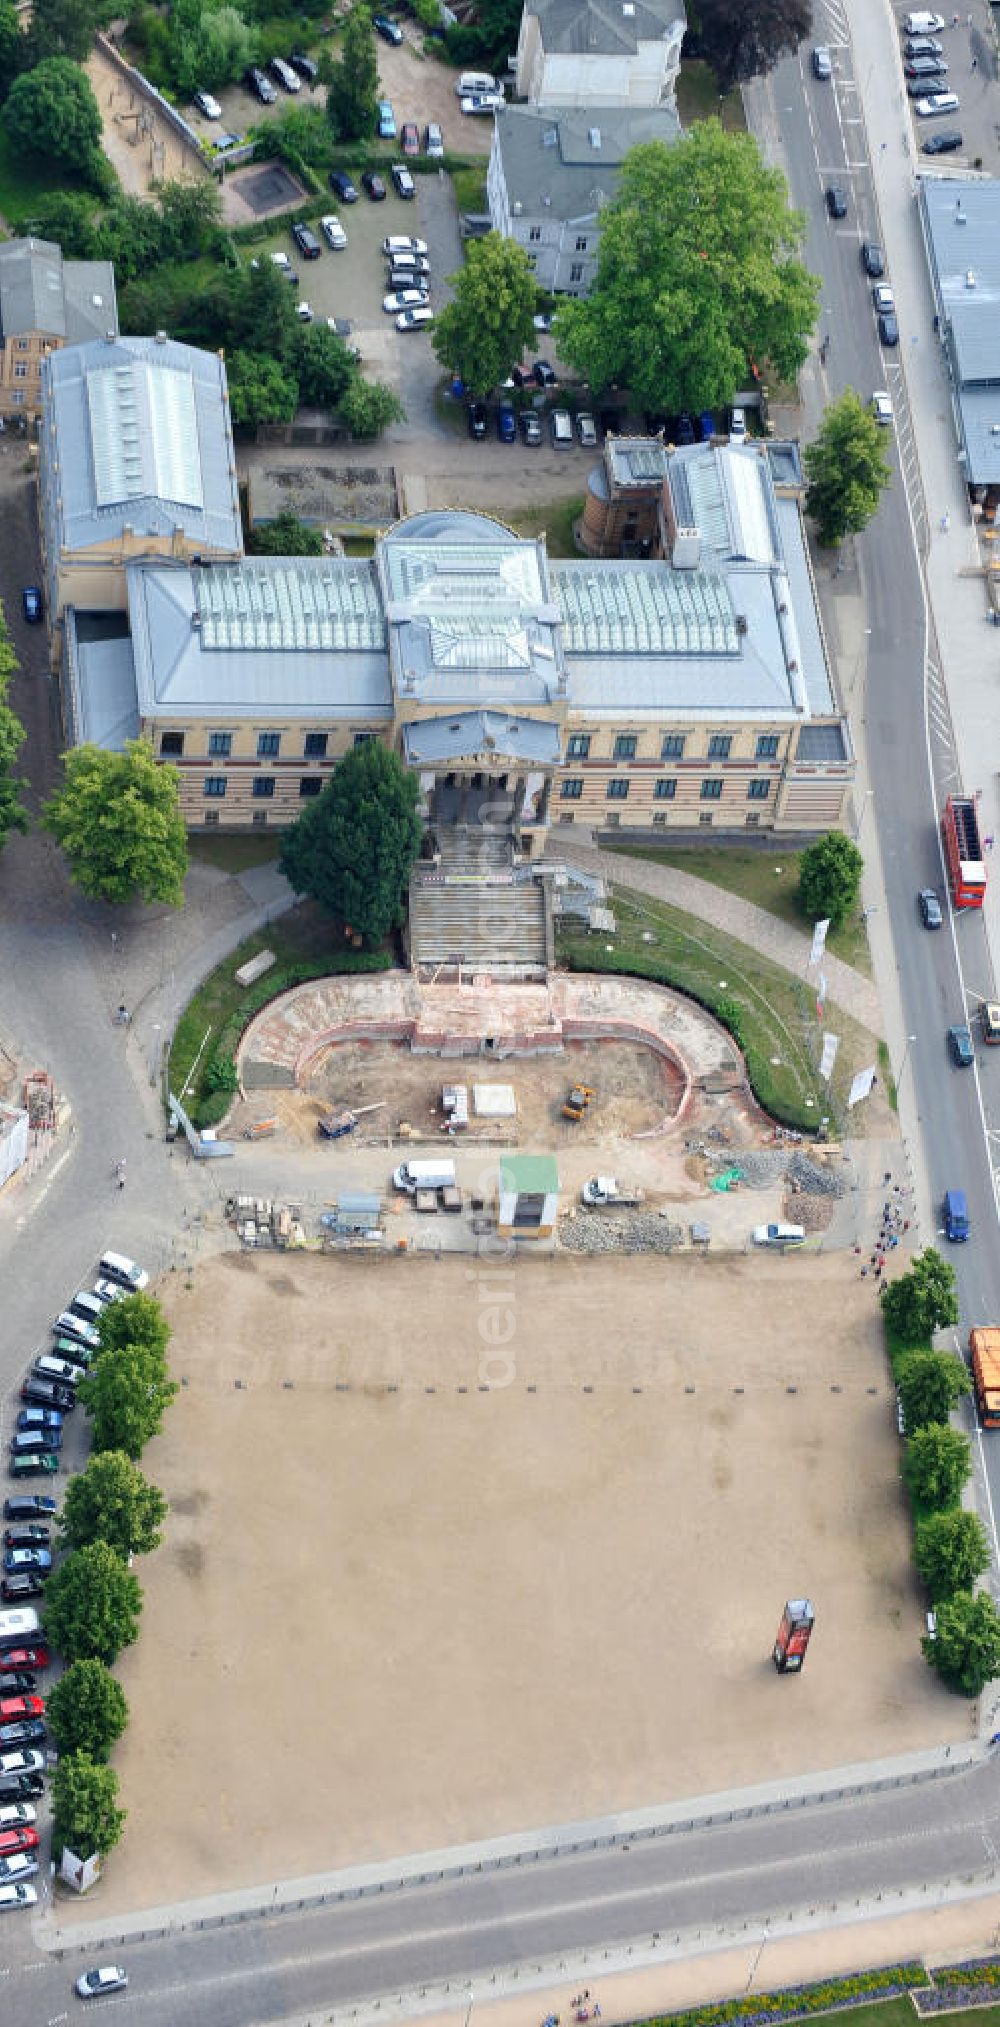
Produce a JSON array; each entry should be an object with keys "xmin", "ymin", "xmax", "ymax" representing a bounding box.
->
[
  {"xmin": 71, "ymin": 1249, "xmax": 965, "ymax": 1921},
  {"xmin": 375, "ymin": 37, "xmax": 495, "ymax": 156}
]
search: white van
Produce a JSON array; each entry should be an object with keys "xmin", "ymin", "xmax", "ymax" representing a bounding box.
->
[
  {"xmin": 0, "ymin": 1607, "xmax": 41, "ymax": 1646},
  {"xmin": 99, "ymin": 1251, "xmax": 148, "ymax": 1292},
  {"xmin": 456, "ymin": 70, "xmax": 496, "ymax": 96},
  {"xmin": 903, "ymin": 10, "xmax": 945, "ymax": 32},
  {"xmin": 393, "ymin": 1158, "xmax": 457, "ymax": 1193},
  {"xmin": 550, "ymin": 408, "xmax": 574, "ymax": 447}
]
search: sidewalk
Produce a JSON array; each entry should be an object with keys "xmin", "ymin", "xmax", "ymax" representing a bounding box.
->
[{"xmin": 545, "ymin": 833, "xmax": 884, "ymax": 1033}]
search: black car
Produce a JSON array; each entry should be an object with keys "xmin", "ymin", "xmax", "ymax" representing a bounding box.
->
[
  {"xmin": 861, "ymin": 240, "xmax": 884, "ymax": 278},
  {"xmin": 291, "ymin": 221, "xmax": 321, "ymax": 259},
  {"xmin": 329, "ymin": 169, "xmax": 358, "ymax": 203},
  {"xmin": 2, "ymin": 1497, "xmax": 56, "ymax": 1523},
  {"xmin": 903, "ymin": 35, "xmax": 943, "ymax": 56},
  {"xmin": 244, "ymin": 65, "xmax": 277, "ymax": 104},
  {"xmin": 825, "ymin": 184, "xmax": 847, "ymax": 218},
  {"xmin": 918, "ymin": 887, "xmax": 943, "ymax": 929},
  {"xmin": 907, "ymin": 74, "xmax": 945, "ymax": 95},
  {"xmin": 20, "ymin": 1381, "xmax": 75, "ymax": 1413},
  {"xmin": 878, "ymin": 310, "xmax": 899, "ymax": 347},
  {"xmin": 0, "ymin": 1575, "xmax": 42, "ymax": 1603},
  {"xmin": 532, "ymin": 359, "xmax": 556, "ymax": 387},
  {"xmin": 373, "ymin": 12, "xmax": 403, "ymax": 41},
  {"xmin": 0, "ymin": 1719, "xmax": 45, "ymax": 1749},
  {"xmin": 467, "ymin": 401, "xmax": 488, "ymax": 439},
  {"xmin": 289, "ymin": 50, "xmax": 318, "ymax": 81},
  {"xmin": 922, "ymin": 129, "xmax": 962, "ymax": 153},
  {"xmin": 3, "ymin": 1527, "xmax": 49, "ymax": 1549},
  {"xmin": 0, "ymin": 1773, "xmax": 43, "ymax": 1801},
  {"xmin": 361, "ymin": 170, "xmax": 386, "ymax": 200},
  {"xmin": 0, "ymin": 1672, "xmax": 36, "ymax": 1694},
  {"xmin": 904, "ymin": 55, "xmax": 947, "ymax": 77},
  {"xmin": 674, "ymin": 411, "xmax": 695, "ymax": 445}
]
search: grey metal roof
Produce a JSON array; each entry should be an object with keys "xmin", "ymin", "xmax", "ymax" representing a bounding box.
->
[
  {"xmin": 494, "ymin": 103, "xmax": 680, "ymax": 222},
  {"xmin": 127, "ymin": 562, "xmax": 393, "ymax": 721},
  {"xmin": 378, "ymin": 511, "xmax": 566, "ymax": 706},
  {"xmin": 667, "ymin": 443, "xmax": 780, "ymax": 564},
  {"xmin": 920, "ymin": 177, "xmax": 1000, "ymax": 484},
  {"xmin": 40, "ymin": 335, "xmax": 242, "ymax": 556},
  {"xmin": 0, "ymin": 238, "xmax": 116, "ymax": 343},
  {"xmin": 606, "ymin": 437, "xmax": 670, "ymax": 489},
  {"xmin": 403, "ymin": 711, "xmax": 561, "ymax": 766},
  {"xmin": 61, "ymin": 262, "xmax": 118, "ymax": 345},
  {"xmin": 527, "ymin": 0, "xmax": 686, "ymax": 57},
  {"xmin": 554, "ymin": 561, "xmax": 738, "ymax": 655},
  {"xmin": 65, "ymin": 618, "xmax": 141, "ymax": 751},
  {"xmin": 797, "ymin": 724, "xmax": 850, "ymax": 762}
]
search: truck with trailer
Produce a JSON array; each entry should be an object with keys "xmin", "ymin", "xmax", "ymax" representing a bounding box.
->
[
  {"xmin": 581, "ymin": 1176, "xmax": 645, "ymax": 1207},
  {"xmin": 941, "ymin": 793, "xmax": 987, "ymax": 910},
  {"xmin": 970, "ymin": 1327, "xmax": 1000, "ymax": 1428}
]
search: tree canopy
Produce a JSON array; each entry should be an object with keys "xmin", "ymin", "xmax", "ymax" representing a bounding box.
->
[
  {"xmin": 0, "ymin": 606, "xmax": 27, "ymax": 855},
  {"xmin": 60, "ymin": 1450, "xmax": 168, "ymax": 1559},
  {"xmin": 95, "ymin": 1292, "xmax": 171, "ymax": 1362},
  {"xmin": 804, "ymin": 389, "xmax": 892, "ymax": 546},
  {"xmin": 555, "ymin": 126, "xmax": 819, "ymax": 414},
  {"xmin": 897, "ymin": 1349, "xmax": 970, "ymax": 1436},
  {"xmin": 903, "ymin": 1424, "xmax": 971, "ymax": 1514},
  {"xmin": 915, "ymin": 1509, "xmax": 991, "ymax": 1603},
  {"xmin": 924, "ymin": 1591, "xmax": 1000, "ymax": 1697},
  {"xmin": 881, "ymin": 1250, "xmax": 960, "ymax": 1347},
  {"xmin": 797, "ymin": 831, "xmax": 863, "ymax": 929},
  {"xmin": 41, "ymin": 738, "xmax": 188, "ymax": 907},
  {"xmin": 52, "ymin": 1752, "xmax": 126, "ymax": 1860},
  {"xmin": 443, "ymin": 0, "xmax": 520, "ymax": 71},
  {"xmin": 249, "ymin": 511, "xmax": 324, "ymax": 557},
  {"xmin": 339, "ymin": 376, "xmax": 405, "ymax": 439},
  {"xmin": 45, "ymin": 1660, "xmax": 129, "ymax": 1763},
  {"xmin": 293, "ymin": 321, "xmax": 355, "ymax": 411},
  {"xmin": 44, "ymin": 1542, "xmax": 143, "ymax": 1666},
  {"xmin": 80, "ymin": 1341, "xmax": 179, "ymax": 1460},
  {"xmin": 227, "ymin": 350, "xmax": 299, "ymax": 430},
  {"xmin": 327, "ymin": 3, "xmax": 378, "ymax": 142},
  {"xmin": 2, "ymin": 57, "xmax": 104, "ymax": 181},
  {"xmin": 433, "ymin": 234, "xmax": 538, "ymax": 397},
  {"xmin": 279, "ymin": 739, "xmax": 422, "ymax": 943},
  {"xmin": 693, "ymin": 0, "xmax": 813, "ymax": 96}
]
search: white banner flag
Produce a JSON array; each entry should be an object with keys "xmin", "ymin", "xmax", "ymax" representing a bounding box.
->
[
  {"xmin": 809, "ymin": 919, "xmax": 830, "ymax": 968},
  {"xmin": 848, "ymin": 1064, "xmax": 878, "ymax": 1108},
  {"xmin": 819, "ymin": 1033, "xmax": 840, "ymax": 1082}
]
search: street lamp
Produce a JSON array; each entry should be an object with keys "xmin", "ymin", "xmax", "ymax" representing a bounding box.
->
[
  {"xmin": 897, "ymin": 1034, "xmax": 917, "ymax": 1087},
  {"xmin": 853, "ymin": 788, "xmax": 874, "ymax": 842}
]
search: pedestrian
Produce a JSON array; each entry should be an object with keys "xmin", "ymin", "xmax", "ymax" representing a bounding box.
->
[
  {"xmin": 972, "ymin": 53, "xmax": 978, "ymax": 69},
  {"xmin": 953, "ymin": 10, "xmax": 960, "ymax": 24},
  {"xmin": 593, "ymin": 2009, "xmax": 601, "ymax": 2020},
  {"xmin": 940, "ymin": 510, "xmax": 951, "ymax": 532},
  {"xmin": 985, "ymin": 835, "xmax": 995, "ymax": 851},
  {"xmin": 861, "ymin": 1266, "xmax": 868, "ymax": 1279},
  {"xmin": 116, "ymin": 1001, "xmax": 128, "ymax": 1026}
]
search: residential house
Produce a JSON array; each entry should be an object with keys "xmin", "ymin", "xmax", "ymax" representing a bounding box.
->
[{"xmin": 0, "ymin": 237, "xmax": 117, "ymax": 426}]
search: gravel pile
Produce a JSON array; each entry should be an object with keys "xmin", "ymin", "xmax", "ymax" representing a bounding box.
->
[
  {"xmin": 707, "ymin": 1149, "xmax": 847, "ymax": 1197},
  {"xmin": 559, "ymin": 1212, "xmax": 685, "ymax": 1254}
]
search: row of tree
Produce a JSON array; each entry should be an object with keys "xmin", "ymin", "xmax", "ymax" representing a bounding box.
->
[{"xmin": 44, "ymin": 1293, "xmax": 177, "ymax": 1863}]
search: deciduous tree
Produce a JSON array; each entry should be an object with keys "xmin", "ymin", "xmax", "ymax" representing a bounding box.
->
[
  {"xmin": 339, "ymin": 375, "xmax": 405, "ymax": 438},
  {"xmin": 248, "ymin": 510, "xmax": 324, "ymax": 557},
  {"xmin": 693, "ymin": 0, "xmax": 813, "ymax": 96},
  {"xmin": 897, "ymin": 1349, "xmax": 970, "ymax": 1436},
  {"xmin": 882, "ymin": 1250, "xmax": 960, "ymax": 1347},
  {"xmin": 432, "ymin": 234, "xmax": 537, "ymax": 396},
  {"xmin": 79, "ymin": 1342, "xmax": 179, "ymax": 1460},
  {"xmin": 227, "ymin": 350, "xmax": 299, "ymax": 430},
  {"xmin": 903, "ymin": 1425, "xmax": 971, "ymax": 1513},
  {"xmin": 60, "ymin": 1450, "xmax": 168, "ymax": 1559},
  {"xmin": 924, "ymin": 1590, "xmax": 1000, "ymax": 1697},
  {"xmin": 280, "ymin": 739, "xmax": 422, "ymax": 943},
  {"xmin": 915, "ymin": 1509, "xmax": 991, "ymax": 1603},
  {"xmin": 327, "ymin": 3, "xmax": 378, "ymax": 142},
  {"xmin": 2, "ymin": 57, "xmax": 103, "ymax": 180},
  {"xmin": 804, "ymin": 388, "xmax": 892, "ymax": 545},
  {"xmin": 797, "ymin": 830, "xmax": 863, "ymax": 928},
  {"xmin": 44, "ymin": 1543, "xmax": 143, "ymax": 1666},
  {"xmin": 45, "ymin": 1660, "xmax": 129, "ymax": 1763},
  {"xmin": 51, "ymin": 1752, "xmax": 126, "ymax": 1859},
  {"xmin": 556, "ymin": 126, "xmax": 819, "ymax": 413},
  {"xmin": 41, "ymin": 738, "xmax": 188, "ymax": 906},
  {"xmin": 23, "ymin": 0, "xmax": 102, "ymax": 66},
  {"xmin": 292, "ymin": 321, "xmax": 355, "ymax": 410},
  {"xmin": 0, "ymin": 607, "xmax": 27, "ymax": 855},
  {"xmin": 95, "ymin": 1293, "xmax": 170, "ymax": 1362}
]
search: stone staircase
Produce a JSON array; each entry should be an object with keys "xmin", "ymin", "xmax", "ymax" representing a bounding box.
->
[{"xmin": 409, "ymin": 826, "xmax": 550, "ymax": 977}]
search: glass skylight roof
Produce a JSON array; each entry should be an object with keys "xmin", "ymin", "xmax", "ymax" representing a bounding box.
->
[
  {"xmin": 554, "ymin": 565, "xmax": 738, "ymax": 656},
  {"xmin": 195, "ymin": 562, "xmax": 384, "ymax": 651}
]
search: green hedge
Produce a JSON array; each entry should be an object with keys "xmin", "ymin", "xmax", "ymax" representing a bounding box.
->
[{"xmin": 636, "ymin": 1962, "xmax": 929, "ymax": 2027}]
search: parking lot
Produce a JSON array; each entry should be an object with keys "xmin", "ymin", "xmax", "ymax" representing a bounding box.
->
[
  {"xmin": 66, "ymin": 1247, "xmax": 965, "ymax": 1919},
  {"xmin": 896, "ymin": 9, "xmax": 1000, "ymax": 170}
]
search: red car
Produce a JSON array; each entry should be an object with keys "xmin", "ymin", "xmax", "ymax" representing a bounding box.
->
[
  {"xmin": 0, "ymin": 1651, "xmax": 48, "ymax": 1675},
  {"xmin": 0, "ymin": 1695, "xmax": 44, "ymax": 1722},
  {"xmin": 0, "ymin": 1824, "xmax": 39, "ymax": 1856},
  {"xmin": 401, "ymin": 121, "xmax": 419, "ymax": 156}
]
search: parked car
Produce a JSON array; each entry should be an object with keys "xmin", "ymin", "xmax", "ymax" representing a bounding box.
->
[
  {"xmin": 400, "ymin": 121, "xmax": 419, "ymax": 156},
  {"xmin": 295, "ymin": 302, "xmax": 314, "ymax": 322},
  {"xmin": 396, "ymin": 306, "xmax": 433, "ymax": 331},
  {"xmin": 904, "ymin": 55, "xmax": 947, "ymax": 77},
  {"xmin": 467, "ymin": 401, "xmax": 488, "ymax": 439},
  {"xmin": 825, "ymin": 184, "xmax": 847, "ymax": 218},
  {"xmin": 390, "ymin": 163, "xmax": 415, "ymax": 198},
  {"xmin": 914, "ymin": 92, "xmax": 960, "ymax": 116},
  {"xmin": 0, "ymin": 1804, "xmax": 35, "ymax": 1828},
  {"xmin": 0, "ymin": 1881, "xmax": 36, "ymax": 1908},
  {"xmin": 21, "ymin": 588, "xmax": 42, "ymax": 624},
  {"xmin": 291, "ymin": 222, "xmax": 321, "ymax": 259},
  {"xmin": 907, "ymin": 73, "xmax": 946, "ymax": 95},
  {"xmin": 0, "ymin": 1720, "xmax": 45, "ymax": 1749},
  {"xmin": 922, "ymin": 128, "xmax": 963, "ymax": 152},
  {"xmin": 497, "ymin": 398, "xmax": 517, "ymax": 443},
  {"xmin": 14, "ymin": 1413, "xmax": 61, "ymax": 1437},
  {"xmin": 320, "ymin": 214, "xmax": 347, "ymax": 250},
  {"xmin": 698, "ymin": 409, "xmax": 715, "ymax": 441},
  {"xmin": 460, "ymin": 91, "xmax": 502, "ymax": 114},
  {"xmin": 7, "ymin": 1458, "xmax": 58, "ymax": 1483},
  {"xmin": 2, "ymin": 1549, "xmax": 51, "ymax": 1575},
  {"xmin": 0, "ymin": 1575, "xmax": 43, "ymax": 1602},
  {"xmin": 0, "ymin": 1697, "xmax": 43, "ymax": 1722},
  {"xmin": 532, "ymin": 359, "xmax": 556, "ymax": 387},
  {"xmin": 11, "ymin": 1429, "xmax": 61, "ymax": 1457},
  {"xmin": 270, "ymin": 251, "xmax": 299, "ymax": 285},
  {"xmin": 377, "ymin": 99, "xmax": 396, "ymax": 139},
  {"xmin": 752, "ymin": 1222, "xmax": 806, "ymax": 1247},
  {"xmin": 243, "ymin": 65, "xmax": 276, "ymax": 104},
  {"xmin": 361, "ymin": 170, "xmax": 386, "ymax": 199},
  {"xmin": 811, "ymin": 45, "xmax": 832, "ymax": 78},
  {"xmin": 52, "ymin": 1313, "xmax": 99, "ymax": 1349},
  {"xmin": 948, "ymin": 1023, "xmax": 975, "ymax": 1067},
  {"xmin": 729, "ymin": 405, "xmax": 747, "ymax": 443},
  {"xmin": 675, "ymin": 410, "xmax": 696, "ymax": 444},
  {"xmin": 861, "ymin": 240, "xmax": 885, "ymax": 277},
  {"xmin": 383, "ymin": 289, "xmax": 429, "ymax": 314},
  {"xmin": 270, "ymin": 56, "xmax": 301, "ymax": 92},
  {"xmin": 76, "ymin": 1967, "xmax": 129, "ymax": 2000},
  {"xmin": 0, "ymin": 1649, "xmax": 49, "ymax": 1672},
  {"xmin": 386, "ymin": 251, "xmax": 429, "ymax": 275},
  {"xmin": 0, "ymin": 1674, "xmax": 36, "ymax": 1696},
  {"xmin": 903, "ymin": 35, "xmax": 943, "ymax": 55},
  {"xmin": 872, "ymin": 284, "xmax": 895, "ymax": 315},
  {"xmin": 0, "ymin": 1852, "xmax": 37, "ymax": 1882},
  {"xmin": 383, "ymin": 235, "xmax": 427, "ymax": 257},
  {"xmin": 192, "ymin": 88, "xmax": 222, "ymax": 119},
  {"xmin": 2, "ymin": 1499, "xmax": 55, "ymax": 1524},
  {"xmin": 3, "ymin": 1527, "xmax": 49, "ymax": 1548},
  {"xmin": 289, "ymin": 50, "xmax": 319, "ymax": 82},
  {"xmin": 902, "ymin": 11, "xmax": 946, "ymax": 30},
  {"xmin": 576, "ymin": 412, "xmax": 598, "ymax": 448},
  {"xmin": 878, "ymin": 310, "xmax": 899, "ymax": 346},
  {"xmin": 873, "ymin": 386, "xmax": 892, "ymax": 426},
  {"xmin": 425, "ymin": 122, "xmax": 444, "ymax": 158},
  {"xmin": 329, "ymin": 169, "xmax": 358, "ymax": 203},
  {"xmin": 0, "ymin": 1827, "xmax": 38, "ymax": 1857},
  {"xmin": 373, "ymin": 13, "xmax": 403, "ymax": 42},
  {"xmin": 550, "ymin": 408, "xmax": 573, "ymax": 447},
  {"xmin": 519, "ymin": 411, "xmax": 542, "ymax": 445},
  {"xmin": 0, "ymin": 1775, "xmax": 42, "ymax": 1802}
]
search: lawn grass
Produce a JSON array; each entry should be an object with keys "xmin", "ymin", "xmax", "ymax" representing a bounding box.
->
[
  {"xmin": 605, "ymin": 843, "xmax": 872, "ymax": 976},
  {"xmin": 675, "ymin": 59, "xmax": 746, "ymax": 132},
  {"xmin": 558, "ymin": 880, "xmax": 878, "ymax": 1133},
  {"xmin": 0, "ymin": 133, "xmax": 88, "ymax": 224},
  {"xmin": 188, "ymin": 833, "xmax": 280, "ymax": 874},
  {"xmin": 508, "ymin": 495, "xmax": 584, "ymax": 558},
  {"xmin": 451, "ymin": 164, "xmax": 488, "ymax": 213}
]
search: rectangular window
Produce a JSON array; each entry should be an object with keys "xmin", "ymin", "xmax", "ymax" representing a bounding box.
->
[
  {"xmin": 204, "ymin": 810, "xmax": 220, "ymax": 827},
  {"xmin": 747, "ymin": 779, "xmax": 770, "ymax": 801},
  {"xmin": 607, "ymin": 778, "xmax": 630, "ymax": 801},
  {"xmin": 160, "ymin": 732, "xmax": 184, "ymax": 757},
  {"xmin": 252, "ymin": 776, "xmax": 275, "ymax": 799},
  {"xmin": 652, "ymin": 811, "xmax": 667, "ymax": 826},
  {"xmin": 529, "ymin": 226, "xmax": 541, "ymax": 243},
  {"xmin": 560, "ymin": 777, "xmax": 584, "ymax": 800},
  {"xmin": 15, "ymin": 339, "xmax": 27, "ymax": 351},
  {"xmin": 11, "ymin": 392, "xmax": 23, "ymax": 406},
  {"xmin": 13, "ymin": 364, "xmax": 26, "ymax": 379},
  {"xmin": 208, "ymin": 732, "xmax": 232, "ymax": 758},
  {"xmin": 613, "ymin": 734, "xmax": 637, "ymax": 760},
  {"xmin": 252, "ymin": 810, "xmax": 268, "ymax": 827},
  {"xmin": 558, "ymin": 811, "xmax": 575, "ymax": 823},
  {"xmin": 654, "ymin": 778, "xmax": 677, "ymax": 800},
  {"xmin": 661, "ymin": 734, "xmax": 685, "ymax": 760},
  {"xmin": 745, "ymin": 812, "xmax": 761, "ymax": 829},
  {"xmin": 566, "ymin": 733, "xmax": 591, "ymax": 759},
  {"xmin": 755, "ymin": 734, "xmax": 779, "ymax": 760},
  {"xmin": 299, "ymin": 776, "xmax": 322, "ymax": 798},
  {"xmin": 699, "ymin": 810, "xmax": 714, "ymax": 826},
  {"xmin": 569, "ymin": 263, "xmax": 584, "ymax": 284},
  {"xmin": 707, "ymin": 734, "xmax": 732, "ymax": 760},
  {"xmin": 353, "ymin": 732, "xmax": 375, "ymax": 747},
  {"xmin": 605, "ymin": 811, "xmax": 621, "ymax": 827},
  {"xmin": 203, "ymin": 776, "xmax": 227, "ymax": 798},
  {"xmin": 257, "ymin": 732, "xmax": 280, "ymax": 759},
  {"xmin": 700, "ymin": 778, "xmax": 723, "ymax": 801},
  {"xmin": 575, "ymin": 236, "xmax": 588, "ymax": 252},
  {"xmin": 304, "ymin": 732, "xmax": 328, "ymax": 759}
]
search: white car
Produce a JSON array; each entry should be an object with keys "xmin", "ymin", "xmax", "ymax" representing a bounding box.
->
[
  {"xmin": 320, "ymin": 213, "xmax": 347, "ymax": 250},
  {"xmin": 871, "ymin": 390, "xmax": 893, "ymax": 426},
  {"xmin": 903, "ymin": 10, "xmax": 945, "ymax": 31},
  {"xmin": 383, "ymin": 288, "xmax": 428, "ymax": 314},
  {"xmin": 0, "ymin": 1881, "xmax": 36, "ymax": 1910},
  {"xmin": 296, "ymin": 302, "xmax": 314, "ymax": 322},
  {"xmin": 396, "ymin": 306, "xmax": 433, "ymax": 331},
  {"xmin": 193, "ymin": 89, "xmax": 222, "ymax": 119},
  {"xmin": 729, "ymin": 405, "xmax": 747, "ymax": 444},
  {"xmin": 872, "ymin": 284, "xmax": 895, "ymax": 315},
  {"xmin": 76, "ymin": 1965, "xmax": 128, "ymax": 1999},
  {"xmin": 914, "ymin": 91, "xmax": 960, "ymax": 116},
  {"xmin": 0, "ymin": 1851, "xmax": 37, "ymax": 1881},
  {"xmin": 0, "ymin": 1803, "xmax": 35, "ymax": 1829},
  {"xmin": 0, "ymin": 1749, "xmax": 44, "ymax": 1778},
  {"xmin": 382, "ymin": 235, "xmax": 427, "ymax": 258},
  {"xmin": 752, "ymin": 1222, "xmax": 806, "ymax": 1247},
  {"xmin": 270, "ymin": 251, "xmax": 295, "ymax": 276},
  {"xmin": 460, "ymin": 91, "xmax": 503, "ymax": 115}
]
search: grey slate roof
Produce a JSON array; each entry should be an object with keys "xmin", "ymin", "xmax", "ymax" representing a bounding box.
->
[
  {"xmin": 494, "ymin": 103, "xmax": 680, "ymax": 222},
  {"xmin": 527, "ymin": 0, "xmax": 686, "ymax": 57},
  {"xmin": 0, "ymin": 237, "xmax": 117, "ymax": 343},
  {"xmin": 41, "ymin": 335, "xmax": 242, "ymax": 557},
  {"xmin": 919, "ymin": 176, "xmax": 1000, "ymax": 485}
]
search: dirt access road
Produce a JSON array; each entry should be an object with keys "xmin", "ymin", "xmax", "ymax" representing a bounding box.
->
[{"xmin": 67, "ymin": 1248, "xmax": 964, "ymax": 1921}]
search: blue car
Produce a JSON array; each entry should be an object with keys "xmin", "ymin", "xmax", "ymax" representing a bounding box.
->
[
  {"xmin": 373, "ymin": 13, "xmax": 403, "ymax": 42},
  {"xmin": 377, "ymin": 99, "xmax": 396, "ymax": 139},
  {"xmin": 497, "ymin": 398, "xmax": 517, "ymax": 443},
  {"xmin": 21, "ymin": 587, "xmax": 42, "ymax": 624},
  {"xmin": 3, "ymin": 1547, "xmax": 52, "ymax": 1574},
  {"xmin": 15, "ymin": 1410, "xmax": 62, "ymax": 1435}
]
